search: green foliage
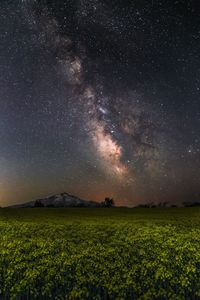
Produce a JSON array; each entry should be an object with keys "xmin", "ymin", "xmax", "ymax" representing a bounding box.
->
[{"xmin": 0, "ymin": 207, "xmax": 199, "ymax": 299}]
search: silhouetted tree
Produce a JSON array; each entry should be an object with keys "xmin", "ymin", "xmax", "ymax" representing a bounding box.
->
[
  {"xmin": 34, "ymin": 200, "xmax": 44, "ymax": 207},
  {"xmin": 103, "ymin": 197, "xmax": 115, "ymax": 208}
]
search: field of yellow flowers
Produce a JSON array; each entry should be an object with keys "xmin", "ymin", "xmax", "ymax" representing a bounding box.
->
[{"xmin": 0, "ymin": 207, "xmax": 200, "ymax": 299}]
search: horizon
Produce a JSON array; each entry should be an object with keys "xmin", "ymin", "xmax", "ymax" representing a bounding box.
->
[{"xmin": 3, "ymin": 190, "xmax": 200, "ymax": 209}]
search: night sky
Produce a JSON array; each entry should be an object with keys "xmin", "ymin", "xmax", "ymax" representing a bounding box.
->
[{"xmin": 1, "ymin": 0, "xmax": 200, "ymax": 207}]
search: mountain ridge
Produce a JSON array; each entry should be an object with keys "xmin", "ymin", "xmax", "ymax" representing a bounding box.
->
[{"xmin": 9, "ymin": 192, "xmax": 101, "ymax": 208}]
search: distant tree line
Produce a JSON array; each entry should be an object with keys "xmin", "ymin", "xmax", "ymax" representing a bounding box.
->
[
  {"xmin": 135, "ymin": 202, "xmax": 169, "ymax": 208},
  {"xmin": 135, "ymin": 201, "xmax": 200, "ymax": 208},
  {"xmin": 182, "ymin": 202, "xmax": 200, "ymax": 207}
]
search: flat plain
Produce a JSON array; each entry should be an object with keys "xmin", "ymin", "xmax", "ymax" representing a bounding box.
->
[{"xmin": 0, "ymin": 207, "xmax": 200, "ymax": 299}]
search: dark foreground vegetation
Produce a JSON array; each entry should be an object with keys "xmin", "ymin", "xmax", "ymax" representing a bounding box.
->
[{"xmin": 0, "ymin": 207, "xmax": 200, "ymax": 299}]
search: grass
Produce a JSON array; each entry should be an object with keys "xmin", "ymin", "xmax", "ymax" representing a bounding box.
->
[{"xmin": 0, "ymin": 207, "xmax": 200, "ymax": 299}]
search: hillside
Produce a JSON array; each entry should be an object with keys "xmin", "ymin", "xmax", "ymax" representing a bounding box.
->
[{"xmin": 10, "ymin": 192, "xmax": 101, "ymax": 208}]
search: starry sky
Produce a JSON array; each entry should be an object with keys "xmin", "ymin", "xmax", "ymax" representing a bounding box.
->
[{"xmin": 1, "ymin": 0, "xmax": 200, "ymax": 207}]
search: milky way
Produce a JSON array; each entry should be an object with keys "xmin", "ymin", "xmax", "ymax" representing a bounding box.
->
[{"xmin": 0, "ymin": 0, "xmax": 200, "ymax": 206}]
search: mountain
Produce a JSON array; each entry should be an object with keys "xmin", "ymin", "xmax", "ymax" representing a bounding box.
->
[{"xmin": 10, "ymin": 193, "xmax": 102, "ymax": 208}]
